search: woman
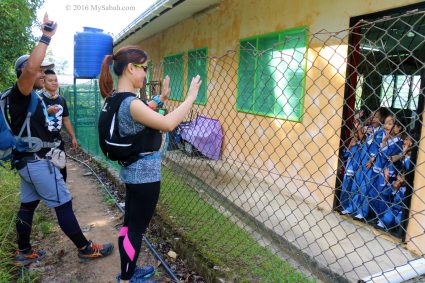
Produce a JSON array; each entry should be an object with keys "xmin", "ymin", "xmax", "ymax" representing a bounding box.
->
[{"xmin": 99, "ymin": 46, "xmax": 201, "ymax": 282}]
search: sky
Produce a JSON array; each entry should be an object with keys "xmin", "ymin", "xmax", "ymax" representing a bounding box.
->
[{"xmin": 36, "ymin": 0, "xmax": 157, "ymax": 82}]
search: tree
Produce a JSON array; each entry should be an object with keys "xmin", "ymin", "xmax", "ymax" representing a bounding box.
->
[
  {"xmin": 44, "ymin": 49, "xmax": 69, "ymax": 75},
  {"xmin": 0, "ymin": 0, "xmax": 44, "ymax": 90}
]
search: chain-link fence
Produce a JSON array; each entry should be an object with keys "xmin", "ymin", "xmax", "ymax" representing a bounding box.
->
[{"xmin": 62, "ymin": 10, "xmax": 425, "ymax": 282}]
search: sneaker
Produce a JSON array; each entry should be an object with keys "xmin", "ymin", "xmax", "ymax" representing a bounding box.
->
[
  {"xmin": 116, "ymin": 265, "xmax": 156, "ymax": 282},
  {"xmin": 377, "ymin": 220, "xmax": 385, "ymax": 228},
  {"xmin": 134, "ymin": 266, "xmax": 155, "ymax": 279},
  {"xmin": 78, "ymin": 240, "xmax": 114, "ymax": 262},
  {"xmin": 13, "ymin": 249, "xmax": 46, "ymax": 266},
  {"xmin": 340, "ymin": 210, "xmax": 350, "ymax": 215},
  {"xmin": 354, "ymin": 213, "xmax": 364, "ymax": 220}
]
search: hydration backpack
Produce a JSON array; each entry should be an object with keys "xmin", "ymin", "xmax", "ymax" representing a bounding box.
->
[
  {"xmin": 0, "ymin": 88, "xmax": 15, "ymax": 162},
  {"xmin": 0, "ymin": 88, "xmax": 39, "ymax": 165},
  {"xmin": 0, "ymin": 88, "xmax": 59, "ymax": 166},
  {"xmin": 98, "ymin": 92, "xmax": 161, "ymax": 166}
]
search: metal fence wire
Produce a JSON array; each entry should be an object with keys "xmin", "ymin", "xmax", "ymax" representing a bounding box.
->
[{"xmin": 62, "ymin": 10, "xmax": 425, "ymax": 283}]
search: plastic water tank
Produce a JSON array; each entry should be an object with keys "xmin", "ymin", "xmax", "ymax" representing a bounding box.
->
[{"xmin": 74, "ymin": 27, "xmax": 113, "ymax": 78}]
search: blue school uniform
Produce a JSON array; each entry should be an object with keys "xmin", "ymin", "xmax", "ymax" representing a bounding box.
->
[
  {"xmin": 373, "ymin": 136, "xmax": 403, "ymax": 175},
  {"xmin": 352, "ymin": 128, "xmax": 385, "ymax": 218},
  {"xmin": 340, "ymin": 142, "xmax": 361, "ymax": 211},
  {"xmin": 402, "ymin": 155, "xmax": 411, "ymax": 172},
  {"xmin": 370, "ymin": 136, "xmax": 403, "ymax": 215},
  {"xmin": 380, "ymin": 186, "xmax": 406, "ymax": 229}
]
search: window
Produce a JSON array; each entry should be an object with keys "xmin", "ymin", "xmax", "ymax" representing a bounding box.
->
[
  {"xmin": 236, "ymin": 27, "xmax": 308, "ymax": 122},
  {"xmin": 380, "ymin": 74, "xmax": 421, "ymax": 110},
  {"xmin": 163, "ymin": 53, "xmax": 184, "ymax": 101},
  {"xmin": 188, "ymin": 48, "xmax": 208, "ymax": 105}
]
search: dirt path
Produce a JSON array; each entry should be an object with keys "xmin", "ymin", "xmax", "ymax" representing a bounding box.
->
[{"xmin": 34, "ymin": 159, "xmax": 164, "ymax": 282}]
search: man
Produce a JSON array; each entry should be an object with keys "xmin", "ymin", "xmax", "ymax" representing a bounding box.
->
[
  {"xmin": 42, "ymin": 69, "xmax": 77, "ymax": 182},
  {"xmin": 10, "ymin": 13, "xmax": 113, "ymax": 266}
]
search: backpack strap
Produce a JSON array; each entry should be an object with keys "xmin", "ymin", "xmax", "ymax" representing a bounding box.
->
[
  {"xmin": 17, "ymin": 91, "xmax": 39, "ymax": 149},
  {"xmin": 37, "ymin": 91, "xmax": 55, "ymax": 122},
  {"xmin": 0, "ymin": 87, "xmax": 12, "ymax": 131}
]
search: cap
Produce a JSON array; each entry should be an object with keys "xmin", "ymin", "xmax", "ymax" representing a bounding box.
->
[{"xmin": 14, "ymin": 55, "xmax": 55, "ymax": 74}]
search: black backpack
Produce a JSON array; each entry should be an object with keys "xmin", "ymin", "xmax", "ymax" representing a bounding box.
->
[{"xmin": 98, "ymin": 92, "xmax": 161, "ymax": 165}]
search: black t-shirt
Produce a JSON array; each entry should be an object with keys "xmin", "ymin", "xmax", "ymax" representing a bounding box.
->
[
  {"xmin": 9, "ymin": 83, "xmax": 54, "ymax": 158},
  {"xmin": 42, "ymin": 92, "xmax": 69, "ymax": 141}
]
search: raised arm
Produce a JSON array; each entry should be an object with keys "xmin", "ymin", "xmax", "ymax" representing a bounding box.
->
[
  {"xmin": 130, "ymin": 75, "xmax": 202, "ymax": 132},
  {"xmin": 17, "ymin": 13, "xmax": 57, "ymax": 96}
]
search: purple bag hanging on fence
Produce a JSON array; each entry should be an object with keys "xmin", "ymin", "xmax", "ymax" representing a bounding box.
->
[{"xmin": 180, "ymin": 115, "xmax": 223, "ymax": 160}]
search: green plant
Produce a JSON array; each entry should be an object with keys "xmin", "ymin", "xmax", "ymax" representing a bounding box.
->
[
  {"xmin": 103, "ymin": 192, "xmax": 116, "ymax": 207},
  {"xmin": 0, "ymin": 0, "xmax": 44, "ymax": 90},
  {"xmin": 0, "ymin": 164, "xmax": 20, "ymax": 280},
  {"xmin": 37, "ymin": 221, "xmax": 54, "ymax": 236},
  {"xmin": 17, "ymin": 267, "xmax": 41, "ymax": 282},
  {"xmin": 0, "ymin": 164, "xmax": 51, "ymax": 281},
  {"xmin": 159, "ymin": 166, "xmax": 314, "ymax": 282}
]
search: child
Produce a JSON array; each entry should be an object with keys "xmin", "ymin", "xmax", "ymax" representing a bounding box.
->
[
  {"xmin": 42, "ymin": 69, "xmax": 77, "ymax": 182},
  {"xmin": 376, "ymin": 169, "xmax": 407, "ymax": 230},
  {"xmin": 351, "ymin": 108, "xmax": 389, "ymax": 220},
  {"xmin": 340, "ymin": 133, "xmax": 361, "ymax": 214},
  {"xmin": 369, "ymin": 115, "xmax": 404, "ymax": 217},
  {"xmin": 389, "ymin": 132, "xmax": 414, "ymax": 173}
]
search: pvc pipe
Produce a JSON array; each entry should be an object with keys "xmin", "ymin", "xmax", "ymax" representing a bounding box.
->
[{"xmin": 359, "ymin": 258, "xmax": 425, "ymax": 283}]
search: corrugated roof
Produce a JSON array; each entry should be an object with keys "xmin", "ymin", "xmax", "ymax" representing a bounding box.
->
[{"xmin": 114, "ymin": 0, "xmax": 221, "ymax": 47}]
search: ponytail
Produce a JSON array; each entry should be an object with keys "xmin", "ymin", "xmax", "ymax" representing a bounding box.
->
[
  {"xmin": 99, "ymin": 55, "xmax": 113, "ymax": 98},
  {"xmin": 99, "ymin": 47, "xmax": 148, "ymax": 98}
]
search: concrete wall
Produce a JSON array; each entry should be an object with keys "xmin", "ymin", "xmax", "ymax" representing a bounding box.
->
[{"xmin": 117, "ymin": 0, "xmax": 425, "ymax": 255}]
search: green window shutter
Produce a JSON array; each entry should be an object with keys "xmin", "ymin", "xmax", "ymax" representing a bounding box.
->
[
  {"xmin": 275, "ymin": 27, "xmax": 307, "ymax": 121},
  {"xmin": 237, "ymin": 27, "xmax": 307, "ymax": 121},
  {"xmin": 163, "ymin": 53, "xmax": 184, "ymax": 101},
  {"xmin": 188, "ymin": 48, "xmax": 208, "ymax": 105},
  {"xmin": 254, "ymin": 33, "xmax": 279, "ymax": 115},
  {"xmin": 237, "ymin": 39, "xmax": 257, "ymax": 111}
]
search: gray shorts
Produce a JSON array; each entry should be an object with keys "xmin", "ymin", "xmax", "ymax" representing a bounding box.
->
[{"xmin": 17, "ymin": 159, "xmax": 72, "ymax": 208}]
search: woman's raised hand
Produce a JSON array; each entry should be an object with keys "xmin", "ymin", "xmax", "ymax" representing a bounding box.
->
[
  {"xmin": 186, "ymin": 75, "xmax": 202, "ymax": 102},
  {"xmin": 160, "ymin": 75, "xmax": 171, "ymax": 102}
]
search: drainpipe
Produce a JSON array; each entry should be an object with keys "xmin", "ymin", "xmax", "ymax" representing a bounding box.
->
[{"xmin": 359, "ymin": 258, "xmax": 425, "ymax": 283}]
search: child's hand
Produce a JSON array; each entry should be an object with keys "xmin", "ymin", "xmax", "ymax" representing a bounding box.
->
[
  {"xmin": 389, "ymin": 154, "xmax": 403, "ymax": 163},
  {"xmin": 365, "ymin": 161, "xmax": 372, "ymax": 169},
  {"xmin": 348, "ymin": 137, "xmax": 357, "ymax": 148},
  {"xmin": 383, "ymin": 134, "xmax": 389, "ymax": 143},
  {"xmin": 366, "ymin": 156, "xmax": 375, "ymax": 169},
  {"xmin": 384, "ymin": 167, "xmax": 390, "ymax": 183},
  {"xmin": 186, "ymin": 75, "xmax": 202, "ymax": 102},
  {"xmin": 365, "ymin": 126, "xmax": 373, "ymax": 135},
  {"xmin": 47, "ymin": 105, "xmax": 59, "ymax": 115},
  {"xmin": 71, "ymin": 137, "xmax": 78, "ymax": 150}
]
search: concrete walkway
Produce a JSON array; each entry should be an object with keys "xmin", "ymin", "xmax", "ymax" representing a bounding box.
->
[{"xmin": 164, "ymin": 151, "xmax": 418, "ymax": 282}]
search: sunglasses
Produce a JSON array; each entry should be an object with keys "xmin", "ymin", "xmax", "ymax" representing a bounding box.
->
[{"xmin": 133, "ymin": 63, "xmax": 148, "ymax": 72}]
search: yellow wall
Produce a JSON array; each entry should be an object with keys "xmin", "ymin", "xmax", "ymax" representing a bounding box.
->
[{"xmin": 117, "ymin": 0, "xmax": 425, "ymax": 254}]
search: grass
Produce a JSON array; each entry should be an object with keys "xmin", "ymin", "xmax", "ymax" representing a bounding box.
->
[
  {"xmin": 159, "ymin": 166, "xmax": 315, "ymax": 282},
  {"xmin": 102, "ymin": 190, "xmax": 116, "ymax": 207},
  {"xmin": 0, "ymin": 164, "xmax": 54, "ymax": 282},
  {"xmin": 0, "ymin": 164, "xmax": 21, "ymax": 281}
]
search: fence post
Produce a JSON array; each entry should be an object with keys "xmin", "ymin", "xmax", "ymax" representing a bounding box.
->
[{"xmin": 73, "ymin": 78, "xmax": 78, "ymax": 136}]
